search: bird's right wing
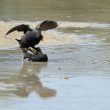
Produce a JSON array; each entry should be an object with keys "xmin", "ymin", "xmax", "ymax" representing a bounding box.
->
[
  {"xmin": 36, "ymin": 20, "xmax": 58, "ymax": 31},
  {"xmin": 6, "ymin": 24, "xmax": 32, "ymax": 35}
]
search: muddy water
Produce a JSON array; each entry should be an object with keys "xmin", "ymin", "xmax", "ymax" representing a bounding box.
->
[{"xmin": 0, "ymin": 0, "xmax": 110, "ymax": 110}]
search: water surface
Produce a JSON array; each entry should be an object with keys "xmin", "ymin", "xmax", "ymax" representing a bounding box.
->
[{"xmin": 0, "ymin": 0, "xmax": 110, "ymax": 110}]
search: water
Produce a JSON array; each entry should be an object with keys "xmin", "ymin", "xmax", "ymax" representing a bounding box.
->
[{"xmin": 0, "ymin": 0, "xmax": 110, "ymax": 110}]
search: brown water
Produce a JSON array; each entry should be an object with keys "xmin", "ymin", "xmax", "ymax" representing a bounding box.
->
[{"xmin": 0, "ymin": 0, "xmax": 110, "ymax": 110}]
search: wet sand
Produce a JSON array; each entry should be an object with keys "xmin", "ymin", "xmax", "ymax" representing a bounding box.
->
[{"xmin": 0, "ymin": 21, "xmax": 110, "ymax": 49}]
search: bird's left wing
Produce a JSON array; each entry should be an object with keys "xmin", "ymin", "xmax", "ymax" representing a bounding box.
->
[{"xmin": 6, "ymin": 24, "xmax": 32, "ymax": 35}]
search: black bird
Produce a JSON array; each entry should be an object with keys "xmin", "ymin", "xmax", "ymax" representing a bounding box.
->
[
  {"xmin": 21, "ymin": 47, "xmax": 48, "ymax": 62},
  {"xmin": 6, "ymin": 20, "xmax": 58, "ymax": 48}
]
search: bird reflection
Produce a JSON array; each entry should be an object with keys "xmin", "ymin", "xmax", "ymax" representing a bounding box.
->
[{"xmin": 12, "ymin": 62, "xmax": 56, "ymax": 98}]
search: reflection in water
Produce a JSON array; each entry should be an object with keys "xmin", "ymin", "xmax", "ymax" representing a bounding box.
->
[
  {"xmin": 12, "ymin": 62, "xmax": 56, "ymax": 98},
  {"xmin": 0, "ymin": 62, "xmax": 56, "ymax": 99}
]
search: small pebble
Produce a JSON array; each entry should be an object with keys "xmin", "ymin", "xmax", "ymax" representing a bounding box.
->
[
  {"xmin": 58, "ymin": 67, "xmax": 61, "ymax": 70},
  {"xmin": 63, "ymin": 76, "xmax": 69, "ymax": 80}
]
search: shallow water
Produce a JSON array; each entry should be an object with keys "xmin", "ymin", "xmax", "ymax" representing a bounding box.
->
[{"xmin": 0, "ymin": 0, "xmax": 110, "ymax": 110}]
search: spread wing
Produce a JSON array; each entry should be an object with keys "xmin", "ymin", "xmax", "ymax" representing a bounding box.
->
[
  {"xmin": 6, "ymin": 24, "xmax": 32, "ymax": 35},
  {"xmin": 36, "ymin": 20, "xmax": 58, "ymax": 31}
]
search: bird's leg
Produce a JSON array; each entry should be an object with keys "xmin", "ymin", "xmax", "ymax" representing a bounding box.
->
[{"xmin": 28, "ymin": 47, "xmax": 37, "ymax": 54}]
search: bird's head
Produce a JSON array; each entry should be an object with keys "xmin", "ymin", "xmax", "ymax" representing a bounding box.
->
[{"xmin": 39, "ymin": 33, "xmax": 43, "ymax": 41}]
